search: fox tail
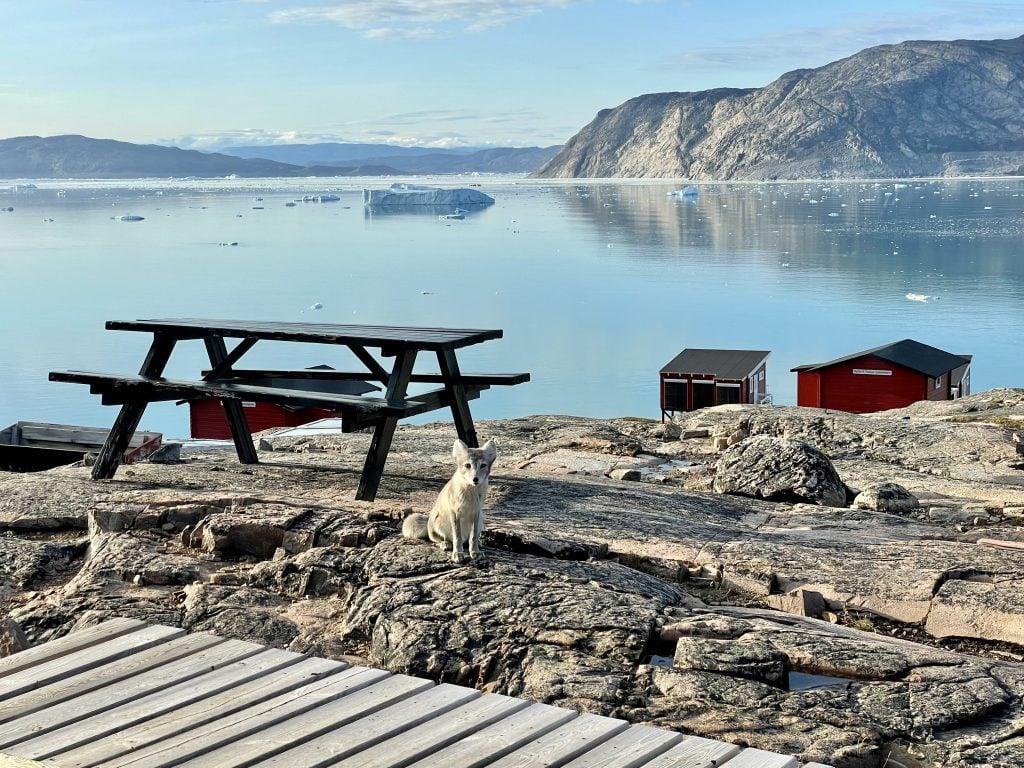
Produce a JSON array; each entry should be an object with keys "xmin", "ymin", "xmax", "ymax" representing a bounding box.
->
[{"xmin": 401, "ymin": 512, "xmax": 429, "ymax": 540}]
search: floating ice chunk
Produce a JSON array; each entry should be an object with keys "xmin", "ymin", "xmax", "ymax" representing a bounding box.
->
[
  {"xmin": 363, "ymin": 184, "xmax": 493, "ymax": 207},
  {"xmin": 905, "ymin": 293, "xmax": 930, "ymax": 302}
]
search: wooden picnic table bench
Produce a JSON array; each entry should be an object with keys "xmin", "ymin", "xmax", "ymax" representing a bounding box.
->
[{"xmin": 49, "ymin": 319, "xmax": 529, "ymax": 501}]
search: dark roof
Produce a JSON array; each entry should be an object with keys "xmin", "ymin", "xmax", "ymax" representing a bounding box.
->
[
  {"xmin": 790, "ymin": 339, "xmax": 971, "ymax": 377},
  {"xmin": 660, "ymin": 349, "xmax": 770, "ymax": 379}
]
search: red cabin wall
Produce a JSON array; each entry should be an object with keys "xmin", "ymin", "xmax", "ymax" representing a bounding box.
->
[
  {"xmin": 926, "ymin": 372, "xmax": 950, "ymax": 401},
  {"xmin": 796, "ymin": 371, "xmax": 821, "ymax": 408},
  {"xmin": 189, "ymin": 400, "xmax": 334, "ymax": 439},
  {"xmin": 815, "ymin": 355, "xmax": 926, "ymax": 413}
]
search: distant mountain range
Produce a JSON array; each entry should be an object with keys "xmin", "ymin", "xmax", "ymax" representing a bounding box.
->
[
  {"xmin": 220, "ymin": 143, "xmax": 561, "ymax": 174},
  {"xmin": 0, "ymin": 135, "xmax": 561, "ymax": 179},
  {"xmin": 535, "ymin": 35, "xmax": 1024, "ymax": 179}
]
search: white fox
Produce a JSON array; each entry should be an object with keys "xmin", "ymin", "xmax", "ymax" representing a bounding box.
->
[{"xmin": 402, "ymin": 438, "xmax": 497, "ymax": 563}]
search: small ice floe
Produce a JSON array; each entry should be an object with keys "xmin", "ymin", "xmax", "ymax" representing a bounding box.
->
[
  {"xmin": 285, "ymin": 202, "xmax": 297, "ymax": 207},
  {"xmin": 905, "ymin": 293, "xmax": 931, "ymax": 302},
  {"xmin": 117, "ymin": 214, "xmax": 144, "ymax": 221},
  {"xmin": 668, "ymin": 186, "xmax": 699, "ymax": 199},
  {"xmin": 218, "ymin": 241, "xmax": 239, "ymax": 247},
  {"xmin": 301, "ymin": 302, "xmax": 324, "ymax": 313}
]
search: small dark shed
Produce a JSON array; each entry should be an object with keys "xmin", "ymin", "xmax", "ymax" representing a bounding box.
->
[
  {"xmin": 660, "ymin": 349, "xmax": 770, "ymax": 420},
  {"xmin": 792, "ymin": 338, "xmax": 972, "ymax": 413}
]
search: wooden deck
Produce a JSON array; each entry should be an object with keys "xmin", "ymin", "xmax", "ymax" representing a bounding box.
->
[{"xmin": 0, "ymin": 618, "xmax": 834, "ymax": 768}]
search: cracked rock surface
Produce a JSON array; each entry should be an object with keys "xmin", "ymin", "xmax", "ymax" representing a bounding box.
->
[{"xmin": 1, "ymin": 389, "xmax": 1023, "ymax": 766}]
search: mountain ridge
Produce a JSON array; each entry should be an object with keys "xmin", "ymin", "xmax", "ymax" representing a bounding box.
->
[
  {"xmin": 534, "ymin": 35, "xmax": 1024, "ymax": 179},
  {"xmin": 0, "ymin": 135, "xmax": 558, "ymax": 179}
]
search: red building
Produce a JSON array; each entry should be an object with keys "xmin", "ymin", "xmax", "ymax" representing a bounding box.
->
[
  {"xmin": 189, "ymin": 368, "xmax": 378, "ymax": 439},
  {"xmin": 792, "ymin": 339, "xmax": 971, "ymax": 413},
  {"xmin": 660, "ymin": 349, "xmax": 770, "ymax": 420}
]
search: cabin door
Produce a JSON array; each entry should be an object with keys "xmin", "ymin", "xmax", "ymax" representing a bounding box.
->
[{"xmin": 692, "ymin": 381, "xmax": 714, "ymax": 409}]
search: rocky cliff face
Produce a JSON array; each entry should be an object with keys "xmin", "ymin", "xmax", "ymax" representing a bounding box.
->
[{"xmin": 535, "ymin": 35, "xmax": 1024, "ymax": 180}]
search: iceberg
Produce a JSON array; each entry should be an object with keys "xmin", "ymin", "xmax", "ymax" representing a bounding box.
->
[{"xmin": 362, "ymin": 183, "xmax": 494, "ymax": 208}]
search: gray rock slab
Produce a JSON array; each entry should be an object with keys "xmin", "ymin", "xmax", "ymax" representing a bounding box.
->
[{"xmin": 712, "ymin": 435, "xmax": 848, "ymax": 507}]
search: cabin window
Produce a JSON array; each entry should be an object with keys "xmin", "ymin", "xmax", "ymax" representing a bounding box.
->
[
  {"xmin": 935, "ymin": 375, "xmax": 943, "ymax": 389},
  {"xmin": 664, "ymin": 381, "xmax": 688, "ymax": 411}
]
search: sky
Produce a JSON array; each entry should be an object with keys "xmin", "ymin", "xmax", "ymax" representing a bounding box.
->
[{"xmin": 1, "ymin": 1, "xmax": 1022, "ymax": 151}]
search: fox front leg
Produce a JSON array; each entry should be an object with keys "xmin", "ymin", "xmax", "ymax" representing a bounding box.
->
[
  {"xmin": 469, "ymin": 512, "xmax": 484, "ymax": 560},
  {"xmin": 450, "ymin": 513, "xmax": 466, "ymax": 564}
]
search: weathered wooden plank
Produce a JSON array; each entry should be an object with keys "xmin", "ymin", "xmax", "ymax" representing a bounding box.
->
[
  {"xmin": 404, "ymin": 702, "xmax": 578, "ymax": 768},
  {"xmin": 327, "ymin": 694, "xmax": 529, "ymax": 768},
  {"xmin": 0, "ymin": 754, "xmax": 50, "ymax": 767},
  {"xmin": 559, "ymin": 725, "xmax": 683, "ymax": 768},
  {"xmin": 105, "ymin": 319, "xmax": 502, "ymax": 350},
  {"xmin": 0, "ymin": 618, "xmax": 148, "ymax": 680},
  {"xmin": 719, "ymin": 750, "xmax": 798, "ymax": 768},
  {"xmin": 50, "ymin": 656, "xmax": 345, "ymax": 768},
  {"xmin": 49, "ymin": 372, "xmax": 421, "ymax": 416},
  {"xmin": 98, "ymin": 666, "xmax": 394, "ymax": 768},
  {"xmin": 218, "ymin": 370, "xmax": 530, "ymax": 386},
  {"xmin": 485, "ymin": 713, "xmax": 631, "ymax": 768},
  {"xmin": 179, "ymin": 674, "xmax": 445, "ymax": 768},
  {"xmin": 19, "ymin": 651, "xmax": 303, "ymax": 765},
  {"xmin": 0, "ymin": 623, "xmax": 184, "ymax": 700},
  {"xmin": 0, "ymin": 638, "xmax": 267, "ymax": 755},
  {"xmin": 246, "ymin": 684, "xmax": 485, "ymax": 767},
  {"xmin": 0, "ymin": 632, "xmax": 224, "ymax": 724},
  {"xmin": 639, "ymin": 736, "xmax": 743, "ymax": 768}
]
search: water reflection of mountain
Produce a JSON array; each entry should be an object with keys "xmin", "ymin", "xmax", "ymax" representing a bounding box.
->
[{"xmin": 554, "ymin": 181, "xmax": 1024, "ymax": 289}]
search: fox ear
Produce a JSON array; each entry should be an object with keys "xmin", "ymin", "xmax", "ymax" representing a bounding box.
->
[
  {"xmin": 482, "ymin": 439, "xmax": 497, "ymax": 462},
  {"xmin": 452, "ymin": 439, "xmax": 469, "ymax": 459}
]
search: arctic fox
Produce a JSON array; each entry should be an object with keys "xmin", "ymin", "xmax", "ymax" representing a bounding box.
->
[{"xmin": 402, "ymin": 438, "xmax": 498, "ymax": 563}]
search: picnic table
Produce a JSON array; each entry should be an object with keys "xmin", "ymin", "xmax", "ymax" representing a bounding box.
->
[{"xmin": 49, "ymin": 319, "xmax": 529, "ymax": 501}]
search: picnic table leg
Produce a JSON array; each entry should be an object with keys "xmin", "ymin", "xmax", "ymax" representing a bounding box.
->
[
  {"xmin": 356, "ymin": 349, "xmax": 417, "ymax": 501},
  {"xmin": 204, "ymin": 336, "xmax": 259, "ymax": 464},
  {"xmin": 437, "ymin": 349, "xmax": 479, "ymax": 448},
  {"xmin": 92, "ymin": 333, "xmax": 177, "ymax": 480}
]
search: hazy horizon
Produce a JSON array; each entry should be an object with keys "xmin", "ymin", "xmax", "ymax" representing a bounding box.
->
[{"xmin": 2, "ymin": 2, "xmax": 1022, "ymax": 153}]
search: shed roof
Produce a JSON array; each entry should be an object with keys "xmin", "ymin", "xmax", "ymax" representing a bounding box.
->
[
  {"xmin": 660, "ymin": 349, "xmax": 770, "ymax": 380},
  {"xmin": 790, "ymin": 339, "xmax": 971, "ymax": 377}
]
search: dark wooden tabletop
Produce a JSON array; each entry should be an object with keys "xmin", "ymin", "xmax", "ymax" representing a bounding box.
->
[{"xmin": 104, "ymin": 319, "xmax": 503, "ymax": 350}]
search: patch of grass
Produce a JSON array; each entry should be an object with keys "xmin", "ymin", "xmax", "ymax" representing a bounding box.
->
[{"xmin": 848, "ymin": 616, "xmax": 876, "ymax": 632}]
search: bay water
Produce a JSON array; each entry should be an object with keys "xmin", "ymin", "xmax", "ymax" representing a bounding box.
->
[{"xmin": 1, "ymin": 177, "xmax": 1022, "ymax": 439}]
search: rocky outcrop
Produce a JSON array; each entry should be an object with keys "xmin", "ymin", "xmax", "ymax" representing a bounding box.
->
[
  {"xmin": 853, "ymin": 482, "xmax": 919, "ymax": 513},
  {"xmin": 534, "ymin": 35, "xmax": 1024, "ymax": 180},
  {"xmin": 712, "ymin": 435, "xmax": 848, "ymax": 506},
  {"xmin": 0, "ymin": 392, "xmax": 1023, "ymax": 766}
]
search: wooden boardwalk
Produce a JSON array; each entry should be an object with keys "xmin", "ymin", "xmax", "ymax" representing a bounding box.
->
[{"xmin": 0, "ymin": 618, "xmax": 834, "ymax": 768}]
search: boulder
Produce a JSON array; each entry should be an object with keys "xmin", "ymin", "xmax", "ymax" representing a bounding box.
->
[
  {"xmin": 609, "ymin": 468, "xmax": 642, "ymax": 482},
  {"xmin": 852, "ymin": 482, "xmax": 919, "ymax": 513},
  {"xmin": 712, "ymin": 435, "xmax": 848, "ymax": 507}
]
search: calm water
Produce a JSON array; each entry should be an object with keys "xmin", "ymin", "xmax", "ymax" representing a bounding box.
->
[{"xmin": 2, "ymin": 177, "xmax": 1023, "ymax": 439}]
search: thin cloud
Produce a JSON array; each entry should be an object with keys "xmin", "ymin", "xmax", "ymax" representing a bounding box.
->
[
  {"xmin": 268, "ymin": 0, "xmax": 575, "ymax": 39},
  {"xmin": 662, "ymin": 2, "xmax": 1024, "ymax": 77}
]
